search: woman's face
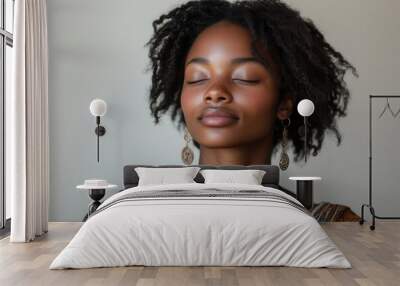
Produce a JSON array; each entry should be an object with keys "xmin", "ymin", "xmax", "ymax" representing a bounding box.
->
[{"xmin": 181, "ymin": 20, "xmax": 289, "ymax": 149}]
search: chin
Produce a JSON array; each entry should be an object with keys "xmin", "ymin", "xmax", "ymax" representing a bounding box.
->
[
  {"xmin": 197, "ymin": 138, "xmax": 249, "ymax": 149},
  {"xmin": 197, "ymin": 132, "xmax": 271, "ymax": 149}
]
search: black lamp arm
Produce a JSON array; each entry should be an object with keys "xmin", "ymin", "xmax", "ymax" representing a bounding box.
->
[
  {"xmin": 304, "ymin": 116, "xmax": 307, "ymax": 163},
  {"xmin": 94, "ymin": 116, "xmax": 106, "ymax": 162}
]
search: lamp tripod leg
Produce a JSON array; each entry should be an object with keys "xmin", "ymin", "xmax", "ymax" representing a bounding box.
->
[{"xmin": 360, "ymin": 204, "xmax": 365, "ymax": 225}]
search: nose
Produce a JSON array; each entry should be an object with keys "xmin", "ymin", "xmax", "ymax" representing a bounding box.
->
[{"xmin": 204, "ymin": 84, "xmax": 233, "ymax": 104}]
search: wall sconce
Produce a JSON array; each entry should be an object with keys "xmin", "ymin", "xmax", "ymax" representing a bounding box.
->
[
  {"xmin": 297, "ymin": 99, "xmax": 314, "ymax": 163},
  {"xmin": 89, "ymin": 99, "xmax": 107, "ymax": 162}
]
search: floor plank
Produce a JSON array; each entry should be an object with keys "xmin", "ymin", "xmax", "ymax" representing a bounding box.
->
[{"xmin": 0, "ymin": 221, "xmax": 399, "ymax": 286}]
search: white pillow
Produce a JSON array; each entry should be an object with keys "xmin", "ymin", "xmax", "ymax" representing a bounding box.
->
[
  {"xmin": 135, "ymin": 167, "xmax": 201, "ymax": 186},
  {"xmin": 200, "ymin": 169, "xmax": 266, "ymax": 185}
]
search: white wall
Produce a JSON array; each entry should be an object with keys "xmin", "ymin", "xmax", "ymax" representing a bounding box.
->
[{"xmin": 47, "ymin": 0, "xmax": 400, "ymax": 221}]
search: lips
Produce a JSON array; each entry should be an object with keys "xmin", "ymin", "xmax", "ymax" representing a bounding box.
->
[{"xmin": 198, "ymin": 107, "xmax": 239, "ymax": 127}]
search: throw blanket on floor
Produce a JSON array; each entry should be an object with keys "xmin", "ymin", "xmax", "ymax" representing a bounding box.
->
[{"xmin": 312, "ymin": 202, "xmax": 360, "ymax": 222}]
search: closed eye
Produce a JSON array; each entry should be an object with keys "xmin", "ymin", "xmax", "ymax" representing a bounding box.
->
[
  {"xmin": 232, "ymin": 79, "xmax": 261, "ymax": 84},
  {"xmin": 186, "ymin": 79, "xmax": 209, "ymax": 84}
]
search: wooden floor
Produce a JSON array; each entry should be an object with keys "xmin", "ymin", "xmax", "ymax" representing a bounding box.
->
[{"xmin": 0, "ymin": 222, "xmax": 399, "ymax": 286}]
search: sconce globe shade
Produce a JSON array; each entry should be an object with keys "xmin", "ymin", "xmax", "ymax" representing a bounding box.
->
[
  {"xmin": 297, "ymin": 99, "xmax": 315, "ymax": 117},
  {"xmin": 90, "ymin": 99, "xmax": 107, "ymax": 117}
]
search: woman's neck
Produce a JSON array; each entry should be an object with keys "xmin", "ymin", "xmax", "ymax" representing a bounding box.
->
[{"xmin": 198, "ymin": 137, "xmax": 273, "ymax": 165}]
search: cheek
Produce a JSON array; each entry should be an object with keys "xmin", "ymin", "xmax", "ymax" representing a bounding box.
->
[
  {"xmin": 235, "ymin": 87, "xmax": 278, "ymax": 126},
  {"xmin": 180, "ymin": 88, "xmax": 200, "ymax": 121},
  {"xmin": 180, "ymin": 89, "xmax": 190, "ymax": 118}
]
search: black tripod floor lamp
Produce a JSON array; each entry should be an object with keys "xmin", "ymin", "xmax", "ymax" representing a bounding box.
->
[{"xmin": 360, "ymin": 95, "xmax": 400, "ymax": 230}]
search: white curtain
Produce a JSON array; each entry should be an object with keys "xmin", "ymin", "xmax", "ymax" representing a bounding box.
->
[{"xmin": 8, "ymin": 0, "xmax": 49, "ymax": 242}]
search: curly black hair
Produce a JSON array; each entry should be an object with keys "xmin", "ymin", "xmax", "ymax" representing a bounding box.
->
[{"xmin": 145, "ymin": 0, "xmax": 358, "ymax": 162}]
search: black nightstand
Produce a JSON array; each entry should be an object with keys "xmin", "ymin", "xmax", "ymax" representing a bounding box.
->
[
  {"xmin": 289, "ymin": 177, "xmax": 321, "ymax": 210},
  {"xmin": 82, "ymin": 189, "xmax": 106, "ymax": 222},
  {"xmin": 77, "ymin": 182, "xmax": 118, "ymax": 221}
]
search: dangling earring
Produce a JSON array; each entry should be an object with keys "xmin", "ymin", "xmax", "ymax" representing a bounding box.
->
[
  {"xmin": 181, "ymin": 126, "xmax": 194, "ymax": 165},
  {"xmin": 279, "ymin": 118, "xmax": 290, "ymax": 171}
]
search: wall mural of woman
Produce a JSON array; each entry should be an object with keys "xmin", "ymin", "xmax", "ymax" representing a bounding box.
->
[{"xmin": 146, "ymin": 0, "xmax": 358, "ymax": 168}]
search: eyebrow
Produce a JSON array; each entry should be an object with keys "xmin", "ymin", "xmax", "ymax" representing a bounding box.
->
[{"xmin": 186, "ymin": 57, "xmax": 264, "ymax": 67}]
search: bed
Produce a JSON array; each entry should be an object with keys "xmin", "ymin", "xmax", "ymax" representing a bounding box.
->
[{"xmin": 49, "ymin": 165, "xmax": 351, "ymax": 269}]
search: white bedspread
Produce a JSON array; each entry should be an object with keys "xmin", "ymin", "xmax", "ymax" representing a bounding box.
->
[{"xmin": 49, "ymin": 183, "xmax": 351, "ymax": 269}]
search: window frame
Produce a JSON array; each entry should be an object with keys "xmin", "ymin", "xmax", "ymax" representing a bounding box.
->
[{"xmin": 0, "ymin": 0, "xmax": 14, "ymax": 232}]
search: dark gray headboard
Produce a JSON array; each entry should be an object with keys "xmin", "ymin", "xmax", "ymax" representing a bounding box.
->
[{"xmin": 123, "ymin": 164, "xmax": 280, "ymax": 189}]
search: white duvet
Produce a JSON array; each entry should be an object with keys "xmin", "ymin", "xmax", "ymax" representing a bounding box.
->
[{"xmin": 50, "ymin": 183, "xmax": 351, "ymax": 269}]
